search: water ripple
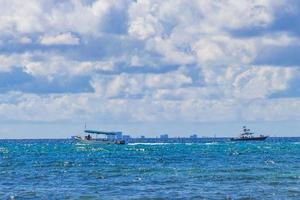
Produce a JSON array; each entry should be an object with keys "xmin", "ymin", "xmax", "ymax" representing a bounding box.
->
[{"xmin": 0, "ymin": 138, "xmax": 299, "ymax": 199}]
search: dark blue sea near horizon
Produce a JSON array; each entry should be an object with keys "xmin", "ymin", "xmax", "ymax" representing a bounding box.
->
[{"xmin": 0, "ymin": 138, "xmax": 299, "ymax": 200}]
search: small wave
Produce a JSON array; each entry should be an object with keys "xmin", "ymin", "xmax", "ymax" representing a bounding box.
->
[
  {"xmin": 204, "ymin": 142, "xmax": 219, "ymax": 145},
  {"xmin": 265, "ymin": 159, "xmax": 276, "ymax": 165},
  {"xmin": 91, "ymin": 147, "xmax": 107, "ymax": 152},
  {"xmin": 293, "ymin": 142, "xmax": 300, "ymax": 145},
  {"xmin": 128, "ymin": 143, "xmax": 175, "ymax": 145},
  {"xmin": 231, "ymin": 151, "xmax": 241, "ymax": 155},
  {"xmin": 0, "ymin": 147, "xmax": 9, "ymax": 154},
  {"xmin": 75, "ymin": 146, "xmax": 88, "ymax": 152},
  {"xmin": 136, "ymin": 148, "xmax": 145, "ymax": 151},
  {"xmin": 75, "ymin": 143, "xmax": 89, "ymax": 146}
]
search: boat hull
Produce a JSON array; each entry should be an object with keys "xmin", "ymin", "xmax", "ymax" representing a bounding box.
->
[
  {"xmin": 73, "ymin": 136, "xmax": 126, "ymax": 145},
  {"xmin": 230, "ymin": 136, "xmax": 268, "ymax": 141}
]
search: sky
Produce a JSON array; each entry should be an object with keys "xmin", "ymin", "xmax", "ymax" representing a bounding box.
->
[{"xmin": 1, "ymin": 0, "xmax": 300, "ymax": 138}]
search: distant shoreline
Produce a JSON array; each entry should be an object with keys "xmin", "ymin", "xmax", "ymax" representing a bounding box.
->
[{"xmin": 0, "ymin": 136, "xmax": 299, "ymax": 142}]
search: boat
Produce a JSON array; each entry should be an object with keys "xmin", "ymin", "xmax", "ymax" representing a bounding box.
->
[
  {"xmin": 230, "ymin": 126, "xmax": 268, "ymax": 141},
  {"xmin": 72, "ymin": 129, "xmax": 126, "ymax": 145}
]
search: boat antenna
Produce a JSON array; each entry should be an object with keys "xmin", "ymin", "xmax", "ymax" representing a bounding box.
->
[{"xmin": 84, "ymin": 122, "xmax": 87, "ymax": 130}]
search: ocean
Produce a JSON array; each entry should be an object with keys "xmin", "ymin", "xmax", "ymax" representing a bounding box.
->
[{"xmin": 0, "ymin": 138, "xmax": 299, "ymax": 199}]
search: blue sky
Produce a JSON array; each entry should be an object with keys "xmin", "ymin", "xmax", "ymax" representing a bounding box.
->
[{"xmin": 1, "ymin": 0, "xmax": 300, "ymax": 138}]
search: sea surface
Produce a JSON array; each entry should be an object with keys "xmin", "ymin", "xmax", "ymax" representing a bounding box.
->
[{"xmin": 0, "ymin": 138, "xmax": 299, "ymax": 199}]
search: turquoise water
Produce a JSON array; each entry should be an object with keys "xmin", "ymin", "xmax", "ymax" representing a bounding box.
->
[{"xmin": 0, "ymin": 139, "xmax": 299, "ymax": 199}]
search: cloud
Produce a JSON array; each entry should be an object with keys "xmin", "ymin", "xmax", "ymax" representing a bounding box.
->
[
  {"xmin": 0, "ymin": 0, "xmax": 133, "ymax": 36},
  {"xmin": 192, "ymin": 35, "xmax": 257, "ymax": 65},
  {"xmin": 0, "ymin": 0, "xmax": 300, "ymax": 126},
  {"xmin": 127, "ymin": 0, "xmax": 289, "ymax": 67},
  {"xmin": 261, "ymin": 32, "xmax": 300, "ymax": 46},
  {"xmin": 128, "ymin": 0, "xmax": 280, "ymax": 39},
  {"xmin": 0, "ymin": 53, "xmax": 31, "ymax": 72},
  {"xmin": 2, "ymin": 90, "xmax": 300, "ymax": 123},
  {"xmin": 0, "ymin": 51, "xmax": 117, "ymax": 79},
  {"xmin": 40, "ymin": 33, "xmax": 80, "ymax": 45},
  {"xmin": 0, "ymin": 54, "xmax": 19, "ymax": 72},
  {"xmin": 19, "ymin": 37, "xmax": 32, "ymax": 44},
  {"xmin": 0, "ymin": 0, "xmax": 44, "ymax": 34},
  {"xmin": 90, "ymin": 68, "xmax": 193, "ymax": 98},
  {"xmin": 232, "ymin": 66, "xmax": 297, "ymax": 99}
]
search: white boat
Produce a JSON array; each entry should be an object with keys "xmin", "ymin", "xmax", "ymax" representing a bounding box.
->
[
  {"xmin": 72, "ymin": 129, "xmax": 126, "ymax": 145},
  {"xmin": 230, "ymin": 126, "xmax": 268, "ymax": 141}
]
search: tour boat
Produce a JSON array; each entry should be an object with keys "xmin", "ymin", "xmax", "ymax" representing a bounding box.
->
[{"xmin": 72, "ymin": 129, "xmax": 126, "ymax": 145}]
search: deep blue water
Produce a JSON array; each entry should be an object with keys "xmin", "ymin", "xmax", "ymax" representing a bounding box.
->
[{"xmin": 0, "ymin": 138, "xmax": 299, "ymax": 199}]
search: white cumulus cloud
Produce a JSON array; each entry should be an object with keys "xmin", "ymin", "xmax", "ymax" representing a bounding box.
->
[
  {"xmin": 40, "ymin": 33, "xmax": 80, "ymax": 45},
  {"xmin": 0, "ymin": 0, "xmax": 300, "ymax": 127}
]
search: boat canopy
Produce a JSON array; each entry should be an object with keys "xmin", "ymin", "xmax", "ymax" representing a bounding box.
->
[{"xmin": 84, "ymin": 129, "xmax": 117, "ymax": 135}]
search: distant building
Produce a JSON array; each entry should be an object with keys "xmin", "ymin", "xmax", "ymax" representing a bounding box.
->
[
  {"xmin": 190, "ymin": 134, "xmax": 197, "ymax": 139},
  {"xmin": 141, "ymin": 135, "xmax": 145, "ymax": 139},
  {"xmin": 160, "ymin": 134, "xmax": 168, "ymax": 139},
  {"xmin": 107, "ymin": 131, "xmax": 122, "ymax": 140},
  {"xmin": 122, "ymin": 135, "xmax": 131, "ymax": 140}
]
